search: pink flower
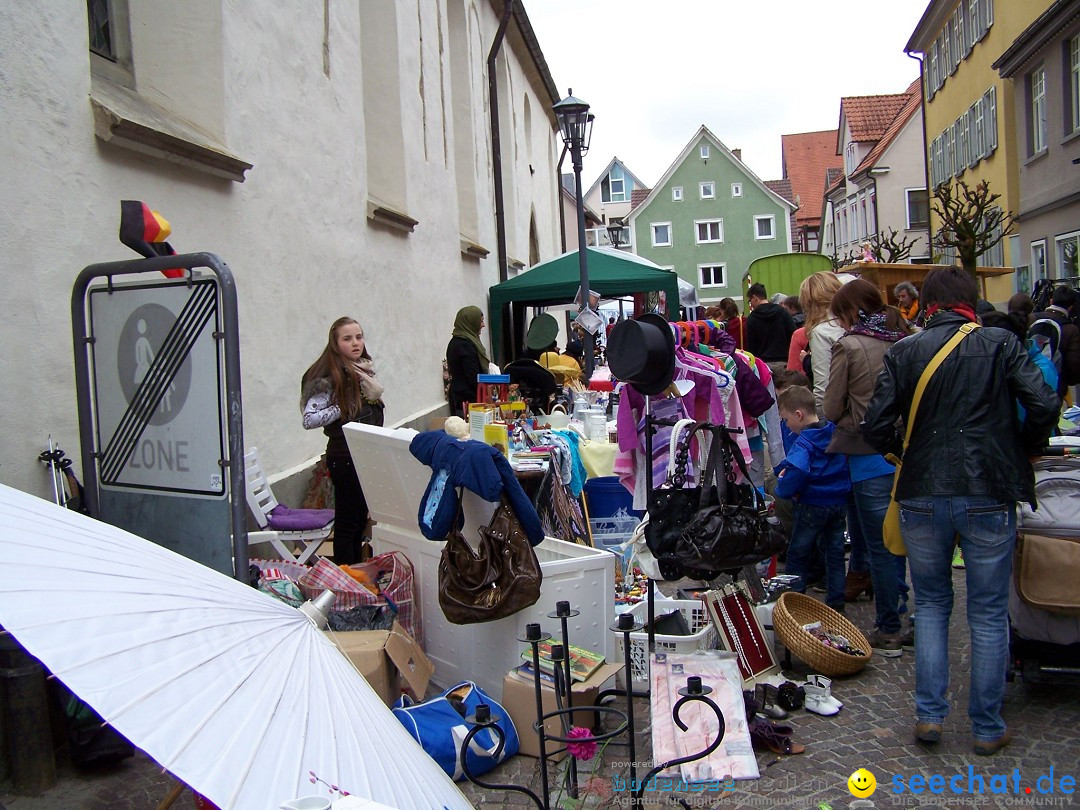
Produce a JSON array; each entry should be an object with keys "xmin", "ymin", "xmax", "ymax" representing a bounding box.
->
[{"xmin": 565, "ymin": 726, "xmax": 597, "ymax": 761}]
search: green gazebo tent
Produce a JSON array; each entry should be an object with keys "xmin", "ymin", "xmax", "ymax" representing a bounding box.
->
[{"xmin": 488, "ymin": 246, "xmax": 682, "ymax": 363}]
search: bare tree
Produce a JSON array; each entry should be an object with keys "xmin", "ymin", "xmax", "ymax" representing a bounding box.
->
[
  {"xmin": 931, "ymin": 179, "xmax": 1016, "ymax": 275},
  {"xmin": 869, "ymin": 228, "xmax": 920, "ymax": 263}
]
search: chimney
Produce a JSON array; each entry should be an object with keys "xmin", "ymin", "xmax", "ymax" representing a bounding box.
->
[{"xmin": 732, "ymin": 148, "xmax": 742, "ymax": 161}]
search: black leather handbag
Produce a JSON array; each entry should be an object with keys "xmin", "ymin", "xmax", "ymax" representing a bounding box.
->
[
  {"xmin": 670, "ymin": 428, "xmax": 785, "ymax": 577},
  {"xmin": 644, "ymin": 421, "xmax": 716, "ymax": 581}
]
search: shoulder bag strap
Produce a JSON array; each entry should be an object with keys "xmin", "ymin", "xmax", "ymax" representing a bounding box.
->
[{"xmin": 900, "ymin": 322, "xmax": 980, "ymax": 454}]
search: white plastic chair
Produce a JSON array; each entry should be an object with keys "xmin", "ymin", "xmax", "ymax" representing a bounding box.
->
[{"xmin": 244, "ymin": 448, "xmax": 333, "ymax": 565}]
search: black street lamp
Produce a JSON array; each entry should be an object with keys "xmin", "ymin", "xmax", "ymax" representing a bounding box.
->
[
  {"xmin": 553, "ymin": 89, "xmax": 596, "ymax": 378},
  {"xmin": 606, "ymin": 221, "xmax": 624, "ymax": 250}
]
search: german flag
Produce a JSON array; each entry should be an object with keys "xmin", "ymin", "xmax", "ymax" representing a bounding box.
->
[{"xmin": 119, "ymin": 200, "xmax": 184, "ymax": 278}]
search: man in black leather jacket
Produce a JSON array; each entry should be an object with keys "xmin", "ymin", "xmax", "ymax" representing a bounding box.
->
[{"xmin": 863, "ymin": 266, "xmax": 1059, "ymax": 757}]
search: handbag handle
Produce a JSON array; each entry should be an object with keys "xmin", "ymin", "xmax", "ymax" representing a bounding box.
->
[
  {"xmin": 716, "ymin": 427, "xmax": 768, "ymax": 513},
  {"xmin": 671, "ymin": 420, "xmax": 714, "ymax": 487},
  {"xmin": 667, "ymin": 418, "xmax": 698, "ymax": 481}
]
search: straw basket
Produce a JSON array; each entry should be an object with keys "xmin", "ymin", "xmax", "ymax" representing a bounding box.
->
[{"xmin": 774, "ymin": 592, "xmax": 872, "ymax": 676}]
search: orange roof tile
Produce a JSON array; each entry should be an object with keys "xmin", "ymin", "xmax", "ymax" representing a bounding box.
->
[
  {"xmin": 854, "ymin": 79, "xmax": 922, "ymax": 177},
  {"xmin": 781, "ymin": 130, "xmax": 843, "ymax": 226},
  {"xmin": 841, "ymin": 93, "xmax": 911, "ymax": 143}
]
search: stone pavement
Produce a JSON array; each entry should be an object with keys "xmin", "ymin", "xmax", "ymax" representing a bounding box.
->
[{"xmin": 3, "ymin": 571, "xmax": 1079, "ymax": 810}]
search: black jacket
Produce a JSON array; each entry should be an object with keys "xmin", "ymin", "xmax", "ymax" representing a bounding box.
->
[
  {"xmin": 446, "ymin": 336, "xmax": 482, "ymax": 416},
  {"xmin": 746, "ymin": 303, "xmax": 796, "ymax": 362},
  {"xmin": 862, "ymin": 312, "xmax": 1059, "ymax": 506}
]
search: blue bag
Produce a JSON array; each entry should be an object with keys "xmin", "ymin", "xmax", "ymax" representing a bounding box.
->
[{"xmin": 392, "ymin": 681, "xmax": 518, "ymax": 780}]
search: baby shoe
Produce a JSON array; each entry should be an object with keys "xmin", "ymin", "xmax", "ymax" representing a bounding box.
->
[{"xmin": 803, "ymin": 675, "xmax": 843, "ymax": 715}]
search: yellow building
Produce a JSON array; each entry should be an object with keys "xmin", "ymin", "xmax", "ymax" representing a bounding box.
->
[{"xmin": 906, "ymin": 0, "xmax": 1051, "ymax": 300}]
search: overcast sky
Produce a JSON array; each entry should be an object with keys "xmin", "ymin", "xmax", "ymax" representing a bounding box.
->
[{"xmin": 522, "ymin": 0, "xmax": 930, "ymax": 188}]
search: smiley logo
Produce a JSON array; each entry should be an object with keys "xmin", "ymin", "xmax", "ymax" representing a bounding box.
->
[{"xmin": 848, "ymin": 768, "xmax": 877, "ymax": 797}]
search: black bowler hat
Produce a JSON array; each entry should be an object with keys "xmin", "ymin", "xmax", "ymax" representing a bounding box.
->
[{"xmin": 606, "ymin": 313, "xmax": 676, "ymax": 396}]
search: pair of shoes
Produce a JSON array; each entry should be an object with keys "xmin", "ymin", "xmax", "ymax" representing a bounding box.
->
[
  {"xmin": 776, "ymin": 681, "xmax": 805, "ymax": 711},
  {"xmin": 973, "ymin": 728, "xmax": 1011, "ymax": 756},
  {"xmin": 748, "ymin": 716, "xmax": 805, "ymax": 755},
  {"xmin": 807, "ymin": 578, "xmax": 827, "ymax": 594},
  {"xmin": 755, "ymin": 682, "xmax": 789, "ymax": 720},
  {"xmin": 868, "ymin": 628, "xmax": 903, "ymax": 658},
  {"xmin": 914, "ymin": 722, "xmax": 942, "ymax": 743},
  {"xmin": 844, "ymin": 571, "xmax": 873, "ymax": 602},
  {"xmin": 804, "ymin": 675, "xmax": 843, "ymax": 716},
  {"xmin": 952, "ymin": 547, "xmax": 965, "ymax": 569},
  {"xmin": 900, "ymin": 625, "xmax": 915, "ymax": 650}
]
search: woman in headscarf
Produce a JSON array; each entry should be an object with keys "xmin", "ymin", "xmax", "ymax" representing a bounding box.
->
[
  {"xmin": 446, "ymin": 305, "xmax": 490, "ymax": 417},
  {"xmin": 301, "ymin": 316, "xmax": 385, "ymax": 564}
]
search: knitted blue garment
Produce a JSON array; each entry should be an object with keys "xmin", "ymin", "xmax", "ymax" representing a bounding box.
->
[{"xmin": 409, "ymin": 430, "xmax": 545, "ymax": 546}]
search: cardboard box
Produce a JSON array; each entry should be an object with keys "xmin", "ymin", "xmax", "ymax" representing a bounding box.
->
[
  {"xmin": 501, "ymin": 662, "xmax": 622, "ymax": 760},
  {"xmin": 326, "ymin": 621, "xmax": 434, "ymax": 707}
]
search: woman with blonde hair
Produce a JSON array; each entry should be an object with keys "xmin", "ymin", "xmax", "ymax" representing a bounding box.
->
[{"xmin": 799, "ymin": 271, "xmax": 845, "ymax": 413}]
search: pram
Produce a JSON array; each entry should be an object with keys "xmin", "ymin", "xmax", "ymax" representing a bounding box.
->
[{"xmin": 1010, "ymin": 450, "xmax": 1080, "ymax": 684}]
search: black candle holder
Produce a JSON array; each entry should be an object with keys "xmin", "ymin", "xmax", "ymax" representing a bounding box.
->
[{"xmin": 457, "ymin": 603, "xmax": 725, "ymax": 810}]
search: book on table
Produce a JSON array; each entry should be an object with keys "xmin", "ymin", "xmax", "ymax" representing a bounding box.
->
[{"xmin": 519, "ymin": 642, "xmax": 605, "ymax": 683}]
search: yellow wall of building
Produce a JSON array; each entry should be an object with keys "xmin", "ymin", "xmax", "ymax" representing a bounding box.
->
[{"xmin": 922, "ymin": 0, "xmax": 1050, "ymax": 272}]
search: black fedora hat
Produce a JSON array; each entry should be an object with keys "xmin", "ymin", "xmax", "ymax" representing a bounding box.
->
[{"xmin": 606, "ymin": 313, "xmax": 676, "ymax": 396}]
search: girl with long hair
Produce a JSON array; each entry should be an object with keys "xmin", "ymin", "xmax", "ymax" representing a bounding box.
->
[{"xmin": 301, "ymin": 317, "xmax": 385, "ymax": 564}]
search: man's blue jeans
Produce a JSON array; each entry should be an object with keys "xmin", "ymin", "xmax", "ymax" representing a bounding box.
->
[
  {"xmin": 788, "ymin": 502, "xmax": 847, "ymax": 610},
  {"xmin": 852, "ymin": 474, "xmax": 903, "ymax": 635},
  {"xmin": 899, "ymin": 495, "xmax": 1015, "ymax": 742}
]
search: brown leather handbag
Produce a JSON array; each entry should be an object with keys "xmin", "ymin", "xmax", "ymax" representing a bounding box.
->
[{"xmin": 438, "ymin": 496, "xmax": 543, "ymax": 625}]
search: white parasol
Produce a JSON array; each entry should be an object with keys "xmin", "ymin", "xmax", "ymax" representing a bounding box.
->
[{"xmin": 0, "ymin": 484, "xmax": 472, "ymax": 810}]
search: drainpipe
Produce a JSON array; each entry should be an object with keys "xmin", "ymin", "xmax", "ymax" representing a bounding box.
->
[
  {"xmin": 907, "ymin": 50, "xmax": 933, "ymax": 261},
  {"xmin": 557, "ymin": 142, "xmax": 568, "ymax": 253},
  {"xmin": 488, "ymin": 0, "xmax": 513, "ymax": 364}
]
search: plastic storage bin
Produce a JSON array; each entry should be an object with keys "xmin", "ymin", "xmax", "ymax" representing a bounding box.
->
[
  {"xmin": 344, "ymin": 423, "xmax": 616, "ymax": 697},
  {"xmin": 584, "ymin": 476, "xmax": 641, "ymax": 519},
  {"xmin": 621, "ymin": 599, "xmax": 716, "ymax": 690}
]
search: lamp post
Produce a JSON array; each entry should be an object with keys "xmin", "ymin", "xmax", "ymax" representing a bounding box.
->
[
  {"xmin": 606, "ymin": 221, "xmax": 624, "ymax": 250},
  {"xmin": 553, "ymin": 89, "xmax": 595, "ymax": 378}
]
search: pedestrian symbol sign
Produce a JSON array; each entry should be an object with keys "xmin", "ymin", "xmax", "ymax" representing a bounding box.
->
[{"xmin": 89, "ymin": 278, "xmax": 226, "ymax": 496}]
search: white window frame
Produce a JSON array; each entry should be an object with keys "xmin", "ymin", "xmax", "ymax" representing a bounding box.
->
[
  {"xmin": 1071, "ymin": 35, "xmax": 1080, "ymax": 134},
  {"xmin": 956, "ymin": 6, "xmax": 967, "ymax": 59},
  {"xmin": 972, "ymin": 99, "xmax": 985, "ymax": 162},
  {"xmin": 695, "ymin": 219, "xmax": 724, "ymax": 244},
  {"xmin": 905, "ymin": 188, "xmax": 929, "ymax": 230},
  {"xmin": 672, "ymin": 186, "xmax": 683, "ymax": 202},
  {"xmin": 754, "ymin": 215, "xmax": 775, "ymax": 240},
  {"xmin": 944, "ymin": 23, "xmax": 953, "ymax": 77},
  {"xmin": 845, "ymin": 142, "xmax": 858, "ymax": 175},
  {"xmin": 700, "ymin": 145, "xmax": 710, "ymax": 159},
  {"xmin": 1031, "ymin": 66, "xmax": 1047, "ymax": 155},
  {"xmin": 698, "ymin": 263, "xmax": 726, "ymax": 288},
  {"xmin": 1057, "ymin": 231, "xmax": 1080, "ymax": 275},
  {"xmin": 1031, "ymin": 240, "xmax": 1048, "ymax": 283},
  {"xmin": 731, "ymin": 183, "xmax": 743, "ymax": 198},
  {"xmin": 699, "ymin": 181, "xmax": 715, "ymax": 200},
  {"xmin": 651, "ymin": 222, "xmax": 672, "ymax": 248}
]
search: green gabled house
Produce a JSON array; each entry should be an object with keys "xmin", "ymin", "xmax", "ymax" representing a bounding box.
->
[{"xmin": 627, "ymin": 126, "xmax": 797, "ymax": 306}]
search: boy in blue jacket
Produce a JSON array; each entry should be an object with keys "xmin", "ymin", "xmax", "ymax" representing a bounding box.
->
[{"xmin": 775, "ymin": 385, "xmax": 851, "ymax": 611}]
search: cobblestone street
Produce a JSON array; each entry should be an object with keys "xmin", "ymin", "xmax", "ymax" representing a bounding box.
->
[{"xmin": 3, "ymin": 572, "xmax": 1078, "ymax": 809}]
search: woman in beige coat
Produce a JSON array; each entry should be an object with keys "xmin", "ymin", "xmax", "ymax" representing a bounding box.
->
[{"xmin": 823, "ymin": 279, "xmax": 912, "ymax": 657}]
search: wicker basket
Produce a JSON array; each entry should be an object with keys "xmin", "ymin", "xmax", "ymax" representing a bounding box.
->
[{"xmin": 774, "ymin": 592, "xmax": 872, "ymax": 676}]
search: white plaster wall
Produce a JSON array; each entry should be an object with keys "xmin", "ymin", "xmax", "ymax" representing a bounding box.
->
[
  {"xmin": 876, "ymin": 113, "xmax": 930, "ymax": 259},
  {"xmin": 0, "ymin": 0, "xmax": 561, "ymax": 497}
]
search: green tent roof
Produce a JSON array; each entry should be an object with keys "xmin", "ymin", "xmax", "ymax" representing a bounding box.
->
[{"xmin": 488, "ymin": 247, "xmax": 681, "ymax": 360}]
